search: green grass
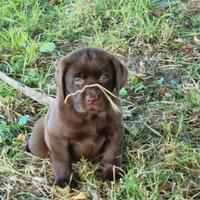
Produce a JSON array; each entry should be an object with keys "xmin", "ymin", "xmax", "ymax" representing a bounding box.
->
[{"xmin": 1, "ymin": 0, "xmax": 200, "ymax": 199}]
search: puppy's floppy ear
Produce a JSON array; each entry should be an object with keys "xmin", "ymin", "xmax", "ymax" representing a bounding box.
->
[
  {"xmin": 55, "ymin": 56, "xmax": 71, "ymax": 99},
  {"xmin": 110, "ymin": 56, "xmax": 128, "ymax": 93}
]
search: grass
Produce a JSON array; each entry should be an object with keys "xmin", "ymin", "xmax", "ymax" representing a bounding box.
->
[{"xmin": 1, "ymin": 0, "xmax": 200, "ymax": 199}]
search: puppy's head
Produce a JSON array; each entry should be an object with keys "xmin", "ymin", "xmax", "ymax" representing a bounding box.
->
[{"xmin": 56, "ymin": 47, "xmax": 128, "ymax": 113}]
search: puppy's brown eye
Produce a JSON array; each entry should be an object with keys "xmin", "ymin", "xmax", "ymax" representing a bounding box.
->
[
  {"xmin": 74, "ymin": 77, "xmax": 83, "ymax": 81},
  {"xmin": 99, "ymin": 74, "xmax": 109, "ymax": 83},
  {"xmin": 74, "ymin": 72, "xmax": 84, "ymax": 78},
  {"xmin": 74, "ymin": 73, "xmax": 85, "ymax": 85},
  {"xmin": 74, "ymin": 77, "xmax": 84, "ymax": 85}
]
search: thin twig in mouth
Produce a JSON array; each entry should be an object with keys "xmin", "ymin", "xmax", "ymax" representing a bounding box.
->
[{"xmin": 64, "ymin": 83, "xmax": 121, "ymax": 113}]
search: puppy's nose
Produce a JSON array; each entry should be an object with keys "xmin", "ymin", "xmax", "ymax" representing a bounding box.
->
[{"xmin": 85, "ymin": 95, "xmax": 99, "ymax": 105}]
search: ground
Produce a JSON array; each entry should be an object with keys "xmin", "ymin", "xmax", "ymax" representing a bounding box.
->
[{"xmin": 0, "ymin": 0, "xmax": 200, "ymax": 199}]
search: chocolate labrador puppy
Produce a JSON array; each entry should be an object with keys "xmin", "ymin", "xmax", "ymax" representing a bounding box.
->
[{"xmin": 27, "ymin": 47, "xmax": 128, "ymax": 187}]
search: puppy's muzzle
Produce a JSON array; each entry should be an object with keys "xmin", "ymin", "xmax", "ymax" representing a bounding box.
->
[{"xmin": 85, "ymin": 88, "xmax": 100, "ymax": 106}]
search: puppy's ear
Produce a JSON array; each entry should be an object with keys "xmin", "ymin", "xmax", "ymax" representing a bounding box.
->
[
  {"xmin": 111, "ymin": 56, "xmax": 128, "ymax": 93},
  {"xmin": 55, "ymin": 56, "xmax": 71, "ymax": 99}
]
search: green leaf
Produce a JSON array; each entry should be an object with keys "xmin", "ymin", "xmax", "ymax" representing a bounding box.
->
[
  {"xmin": 170, "ymin": 79, "xmax": 178, "ymax": 86},
  {"xmin": 28, "ymin": 69, "xmax": 37, "ymax": 77},
  {"xmin": 155, "ymin": 0, "xmax": 174, "ymax": 9},
  {"xmin": 130, "ymin": 76, "xmax": 139, "ymax": 86},
  {"xmin": 119, "ymin": 87, "xmax": 128, "ymax": 97},
  {"xmin": 18, "ymin": 115, "xmax": 30, "ymax": 126},
  {"xmin": 0, "ymin": 126, "xmax": 3, "ymax": 133},
  {"xmin": 39, "ymin": 42, "xmax": 56, "ymax": 53},
  {"xmin": 159, "ymin": 77, "xmax": 165, "ymax": 85},
  {"xmin": 135, "ymin": 84, "xmax": 145, "ymax": 92}
]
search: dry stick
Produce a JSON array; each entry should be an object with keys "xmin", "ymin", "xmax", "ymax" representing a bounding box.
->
[
  {"xmin": 64, "ymin": 83, "xmax": 141, "ymax": 112},
  {"xmin": 0, "ymin": 70, "xmax": 139, "ymax": 113},
  {"xmin": 0, "ymin": 70, "xmax": 54, "ymax": 105},
  {"xmin": 0, "ymin": 70, "xmax": 135, "ymax": 110},
  {"xmin": 64, "ymin": 83, "xmax": 121, "ymax": 113},
  {"xmin": 0, "ymin": 71, "xmax": 162, "ymax": 137}
]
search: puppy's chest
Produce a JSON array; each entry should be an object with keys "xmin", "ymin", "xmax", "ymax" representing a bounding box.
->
[
  {"xmin": 70, "ymin": 124, "xmax": 109, "ymax": 141},
  {"xmin": 68, "ymin": 113, "xmax": 111, "ymax": 140},
  {"xmin": 69, "ymin": 124, "xmax": 110, "ymax": 160}
]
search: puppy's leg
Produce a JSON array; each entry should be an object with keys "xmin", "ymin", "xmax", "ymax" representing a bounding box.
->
[
  {"xmin": 102, "ymin": 128, "xmax": 124, "ymax": 181},
  {"xmin": 47, "ymin": 136, "xmax": 73, "ymax": 188},
  {"xmin": 27, "ymin": 117, "xmax": 49, "ymax": 158}
]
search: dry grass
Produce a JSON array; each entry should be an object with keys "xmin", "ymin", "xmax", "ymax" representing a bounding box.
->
[{"xmin": 1, "ymin": 0, "xmax": 200, "ymax": 199}]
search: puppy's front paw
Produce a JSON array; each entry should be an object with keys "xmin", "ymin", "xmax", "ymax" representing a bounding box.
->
[
  {"xmin": 55, "ymin": 178, "xmax": 69, "ymax": 188},
  {"xmin": 55, "ymin": 178, "xmax": 78, "ymax": 188},
  {"xmin": 25, "ymin": 142, "xmax": 31, "ymax": 153},
  {"xmin": 103, "ymin": 165, "xmax": 122, "ymax": 181}
]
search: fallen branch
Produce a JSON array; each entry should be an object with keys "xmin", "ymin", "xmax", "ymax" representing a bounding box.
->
[{"xmin": 0, "ymin": 70, "xmax": 54, "ymax": 105}]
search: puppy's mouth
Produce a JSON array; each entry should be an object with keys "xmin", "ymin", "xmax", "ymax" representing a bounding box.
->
[
  {"xmin": 87, "ymin": 108, "xmax": 101, "ymax": 114},
  {"xmin": 85, "ymin": 103, "xmax": 104, "ymax": 113},
  {"xmin": 70, "ymin": 96, "xmax": 106, "ymax": 114}
]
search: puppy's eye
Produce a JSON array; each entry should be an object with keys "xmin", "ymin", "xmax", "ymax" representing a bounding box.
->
[
  {"xmin": 74, "ymin": 72, "xmax": 84, "ymax": 78},
  {"xmin": 74, "ymin": 73, "xmax": 85, "ymax": 84},
  {"xmin": 74, "ymin": 77, "xmax": 84, "ymax": 84},
  {"xmin": 99, "ymin": 74, "xmax": 109, "ymax": 83},
  {"xmin": 74, "ymin": 77, "xmax": 84, "ymax": 82}
]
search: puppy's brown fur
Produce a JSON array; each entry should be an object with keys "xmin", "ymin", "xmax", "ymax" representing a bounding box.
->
[{"xmin": 27, "ymin": 47, "xmax": 128, "ymax": 187}]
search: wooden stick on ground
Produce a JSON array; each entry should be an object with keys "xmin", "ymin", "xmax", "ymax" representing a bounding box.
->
[{"xmin": 0, "ymin": 70, "xmax": 54, "ymax": 105}]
